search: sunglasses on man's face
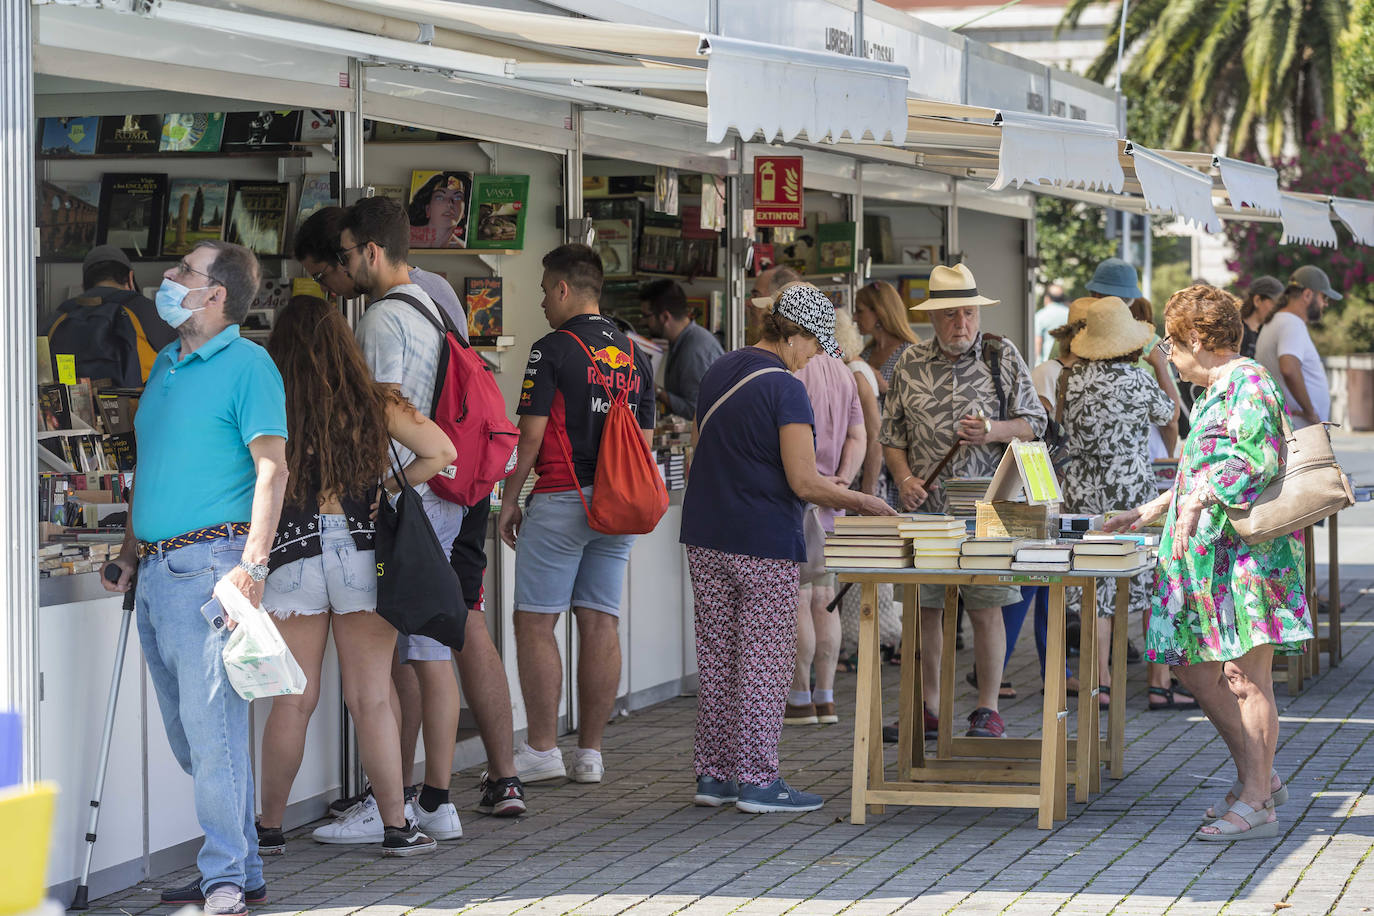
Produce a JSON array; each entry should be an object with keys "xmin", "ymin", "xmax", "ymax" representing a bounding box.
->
[{"xmin": 334, "ymin": 243, "xmax": 364, "ymax": 267}]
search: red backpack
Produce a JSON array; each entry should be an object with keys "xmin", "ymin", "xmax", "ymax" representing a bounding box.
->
[
  {"xmin": 388, "ymin": 293, "xmax": 517, "ymax": 505},
  {"xmin": 555, "ymin": 330, "xmax": 668, "ymax": 535}
]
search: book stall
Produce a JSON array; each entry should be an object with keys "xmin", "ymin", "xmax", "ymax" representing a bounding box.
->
[{"xmin": 830, "ymin": 441, "xmax": 1156, "ymax": 828}]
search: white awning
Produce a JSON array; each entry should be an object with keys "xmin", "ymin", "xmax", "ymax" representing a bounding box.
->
[
  {"xmin": 988, "ymin": 110, "xmax": 1123, "ymax": 193},
  {"xmin": 1279, "ymin": 194, "xmax": 1338, "ymax": 248},
  {"xmin": 1216, "ymin": 156, "xmax": 1283, "ymax": 215},
  {"xmin": 1127, "ymin": 143, "xmax": 1220, "ymax": 232},
  {"xmin": 697, "ymin": 36, "xmax": 909, "ymax": 145},
  {"xmin": 1332, "ymin": 197, "xmax": 1374, "ymax": 246}
]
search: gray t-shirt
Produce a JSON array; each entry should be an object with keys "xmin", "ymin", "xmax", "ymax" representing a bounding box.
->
[
  {"xmin": 355, "ymin": 282, "xmax": 445, "ymax": 497},
  {"xmin": 409, "ymin": 267, "xmax": 469, "ymax": 343}
]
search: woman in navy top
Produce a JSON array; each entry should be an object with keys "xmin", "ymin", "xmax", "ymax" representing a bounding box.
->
[{"xmin": 681, "ymin": 283, "xmax": 894, "ymax": 813}]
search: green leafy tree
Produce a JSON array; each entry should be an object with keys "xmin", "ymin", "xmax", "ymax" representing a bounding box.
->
[
  {"xmin": 1033, "ymin": 196, "xmax": 1118, "ymax": 296},
  {"xmin": 1060, "ymin": 0, "xmax": 1349, "ymax": 159},
  {"xmin": 1340, "ymin": 0, "xmax": 1374, "ymax": 160}
]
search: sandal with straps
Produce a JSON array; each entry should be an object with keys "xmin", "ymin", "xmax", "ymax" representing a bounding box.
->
[
  {"xmin": 1195, "ymin": 799, "xmax": 1278, "ymax": 842},
  {"xmin": 1146, "ymin": 685, "xmax": 1199, "ymax": 711},
  {"xmin": 1202, "ymin": 770, "xmax": 1290, "ymax": 825}
]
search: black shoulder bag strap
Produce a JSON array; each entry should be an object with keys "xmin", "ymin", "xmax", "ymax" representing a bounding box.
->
[
  {"xmin": 1054, "ymin": 361, "xmax": 1070, "ymax": 427},
  {"xmin": 980, "ymin": 333, "xmax": 1008, "ymax": 421}
]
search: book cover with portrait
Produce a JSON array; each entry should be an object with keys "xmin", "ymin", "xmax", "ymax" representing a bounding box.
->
[{"xmin": 407, "ymin": 170, "xmax": 473, "ymax": 249}]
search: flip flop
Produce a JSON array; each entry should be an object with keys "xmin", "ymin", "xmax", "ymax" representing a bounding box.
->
[
  {"xmin": 1146, "ymin": 685, "xmax": 1199, "ymax": 711},
  {"xmin": 1195, "ymin": 799, "xmax": 1278, "ymax": 842}
]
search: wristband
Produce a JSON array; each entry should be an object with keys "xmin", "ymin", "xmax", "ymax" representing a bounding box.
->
[{"xmin": 900, "ymin": 475, "xmax": 913, "ymax": 485}]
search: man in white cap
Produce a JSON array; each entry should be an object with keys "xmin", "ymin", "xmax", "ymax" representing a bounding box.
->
[
  {"xmin": 879, "ymin": 263, "xmax": 1047, "ymax": 740},
  {"xmin": 1255, "ymin": 265, "xmax": 1340, "ymax": 429}
]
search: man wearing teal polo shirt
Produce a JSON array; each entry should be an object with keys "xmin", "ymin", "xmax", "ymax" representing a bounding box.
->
[{"xmin": 105, "ymin": 240, "xmax": 288, "ymax": 916}]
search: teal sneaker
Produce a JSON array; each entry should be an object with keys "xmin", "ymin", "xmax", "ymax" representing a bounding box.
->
[
  {"xmin": 736, "ymin": 778, "xmax": 823, "ymax": 813},
  {"xmin": 693, "ymin": 775, "xmax": 740, "ymax": 806}
]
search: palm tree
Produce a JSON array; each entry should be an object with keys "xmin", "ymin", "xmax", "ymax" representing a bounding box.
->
[{"xmin": 1059, "ymin": 0, "xmax": 1348, "ymax": 160}]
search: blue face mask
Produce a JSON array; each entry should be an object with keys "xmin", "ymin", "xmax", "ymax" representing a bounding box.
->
[{"xmin": 155, "ymin": 279, "xmax": 212, "ymax": 329}]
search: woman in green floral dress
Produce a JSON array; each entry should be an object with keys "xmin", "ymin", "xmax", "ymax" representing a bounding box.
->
[{"xmin": 1106, "ymin": 285, "xmax": 1312, "ymax": 843}]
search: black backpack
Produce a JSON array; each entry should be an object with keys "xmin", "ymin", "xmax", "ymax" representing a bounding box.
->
[{"xmin": 47, "ymin": 291, "xmax": 156, "ymax": 387}]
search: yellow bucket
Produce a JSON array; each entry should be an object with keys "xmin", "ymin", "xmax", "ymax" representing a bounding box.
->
[{"xmin": 0, "ymin": 783, "xmax": 57, "ymax": 916}]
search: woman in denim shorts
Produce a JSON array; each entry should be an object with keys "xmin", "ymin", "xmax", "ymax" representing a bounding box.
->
[{"xmin": 255, "ymin": 296, "xmax": 455, "ymax": 857}]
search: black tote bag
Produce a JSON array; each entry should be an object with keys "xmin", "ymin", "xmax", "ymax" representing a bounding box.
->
[{"xmin": 373, "ymin": 445, "xmax": 467, "ymax": 651}]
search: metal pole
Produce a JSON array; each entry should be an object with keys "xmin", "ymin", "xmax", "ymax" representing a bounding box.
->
[
  {"xmin": 565, "ymin": 105, "xmax": 584, "ymax": 244},
  {"xmin": 1, "ymin": 0, "xmax": 39, "ymax": 785},
  {"xmin": 727, "ymin": 136, "xmax": 745, "ymax": 351}
]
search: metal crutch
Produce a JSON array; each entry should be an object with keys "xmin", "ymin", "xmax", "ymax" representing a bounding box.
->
[{"xmin": 70, "ymin": 567, "xmax": 135, "ymax": 911}]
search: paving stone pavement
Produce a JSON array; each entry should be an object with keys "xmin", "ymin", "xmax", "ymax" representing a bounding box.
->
[{"xmin": 90, "ymin": 574, "xmax": 1374, "ymax": 916}]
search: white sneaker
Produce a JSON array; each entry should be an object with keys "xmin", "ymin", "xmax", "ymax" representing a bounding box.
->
[
  {"xmin": 514, "ymin": 742, "xmax": 566, "ymax": 782},
  {"xmin": 571, "ymin": 748, "xmax": 604, "ymax": 784},
  {"xmin": 414, "ymin": 800, "xmax": 463, "ymax": 840},
  {"xmin": 312, "ymin": 796, "xmax": 414, "ymax": 844}
]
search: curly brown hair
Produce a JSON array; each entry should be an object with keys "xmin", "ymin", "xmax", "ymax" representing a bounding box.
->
[
  {"xmin": 267, "ymin": 295, "xmax": 414, "ymax": 507},
  {"xmin": 1164, "ymin": 285, "xmax": 1243, "ymax": 353}
]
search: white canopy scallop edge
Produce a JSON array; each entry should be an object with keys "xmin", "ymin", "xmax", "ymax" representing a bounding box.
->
[
  {"xmin": 988, "ymin": 111, "xmax": 1123, "ymax": 193},
  {"xmin": 1280, "ymin": 194, "xmax": 1339, "ymax": 248},
  {"xmin": 1333, "ymin": 198, "xmax": 1374, "ymax": 246},
  {"xmin": 698, "ymin": 36, "xmax": 909, "ymax": 146},
  {"xmin": 1217, "ymin": 157, "xmax": 1284, "ymax": 215},
  {"xmin": 1128, "ymin": 144, "xmax": 1221, "ymax": 232}
]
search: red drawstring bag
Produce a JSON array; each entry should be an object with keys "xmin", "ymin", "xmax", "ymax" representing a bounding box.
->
[{"xmin": 555, "ymin": 330, "xmax": 668, "ymax": 535}]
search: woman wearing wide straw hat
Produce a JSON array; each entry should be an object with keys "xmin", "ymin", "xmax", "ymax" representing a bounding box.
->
[{"xmin": 1060, "ymin": 297, "xmax": 1177, "ymax": 709}]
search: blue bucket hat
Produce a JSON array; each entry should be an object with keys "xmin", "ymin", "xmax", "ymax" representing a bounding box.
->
[{"xmin": 1086, "ymin": 258, "xmax": 1143, "ymax": 299}]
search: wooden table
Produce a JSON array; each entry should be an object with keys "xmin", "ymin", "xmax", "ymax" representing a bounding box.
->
[
  {"xmin": 838, "ymin": 564, "xmax": 1150, "ymax": 829},
  {"xmin": 1277, "ymin": 515, "xmax": 1344, "ymax": 694}
]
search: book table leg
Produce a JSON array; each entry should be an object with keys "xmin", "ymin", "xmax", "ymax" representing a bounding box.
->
[
  {"xmin": 850, "ymin": 582, "xmax": 880, "ymax": 824},
  {"xmin": 937, "ymin": 586, "xmax": 958, "ymax": 760},
  {"xmin": 1040, "ymin": 584, "xmax": 1068, "ymax": 828},
  {"xmin": 897, "ymin": 586, "xmax": 923, "ymax": 780},
  {"xmin": 1106, "ymin": 576, "xmax": 1130, "ymax": 785},
  {"xmin": 1328, "ymin": 513, "xmax": 1342, "ymax": 667},
  {"xmin": 1075, "ymin": 578, "xmax": 1097, "ymax": 804}
]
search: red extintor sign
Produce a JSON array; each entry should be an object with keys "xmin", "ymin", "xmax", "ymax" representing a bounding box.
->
[{"xmin": 753, "ymin": 155, "xmax": 804, "ymax": 227}]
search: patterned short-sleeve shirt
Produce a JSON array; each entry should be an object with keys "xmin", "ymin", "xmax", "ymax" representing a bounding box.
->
[{"xmin": 879, "ymin": 332, "xmax": 1047, "ymax": 514}]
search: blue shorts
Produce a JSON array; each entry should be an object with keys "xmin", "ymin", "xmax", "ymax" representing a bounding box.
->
[
  {"xmin": 264, "ymin": 515, "xmax": 376, "ymax": 617},
  {"xmin": 514, "ymin": 487, "xmax": 635, "ymax": 617},
  {"xmin": 397, "ymin": 497, "xmax": 466, "ymax": 664}
]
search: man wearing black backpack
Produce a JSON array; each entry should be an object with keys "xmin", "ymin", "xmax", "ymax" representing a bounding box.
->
[
  {"xmin": 47, "ymin": 245, "xmax": 176, "ymax": 386},
  {"xmin": 335, "ymin": 198, "xmax": 527, "ymax": 833}
]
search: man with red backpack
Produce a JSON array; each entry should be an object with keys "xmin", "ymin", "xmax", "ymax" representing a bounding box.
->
[
  {"xmin": 336, "ymin": 198, "xmax": 526, "ymax": 833},
  {"xmin": 498, "ymin": 244, "xmax": 660, "ymax": 786}
]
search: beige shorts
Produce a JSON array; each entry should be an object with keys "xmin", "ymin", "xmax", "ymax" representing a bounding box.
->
[{"xmin": 918, "ymin": 584, "xmax": 1022, "ymax": 610}]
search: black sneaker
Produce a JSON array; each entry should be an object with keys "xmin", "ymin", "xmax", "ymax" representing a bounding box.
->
[
  {"xmin": 381, "ymin": 820, "xmax": 437, "ymax": 857},
  {"xmin": 329, "ymin": 786, "xmax": 371, "ymax": 818},
  {"xmin": 161, "ymin": 879, "xmax": 267, "ymax": 905},
  {"xmin": 202, "ymin": 883, "xmax": 247, "ymax": 916},
  {"xmin": 255, "ymin": 822, "xmax": 285, "ymax": 856},
  {"xmin": 477, "ymin": 774, "xmax": 527, "ymax": 817}
]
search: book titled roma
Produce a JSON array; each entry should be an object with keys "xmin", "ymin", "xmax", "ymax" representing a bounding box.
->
[{"xmin": 464, "ymin": 277, "xmax": 503, "ymax": 340}]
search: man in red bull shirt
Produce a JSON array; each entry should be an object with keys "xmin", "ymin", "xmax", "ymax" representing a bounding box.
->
[{"xmin": 499, "ymin": 243, "xmax": 656, "ymax": 786}]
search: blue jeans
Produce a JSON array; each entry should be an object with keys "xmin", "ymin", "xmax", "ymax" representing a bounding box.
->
[
  {"xmin": 136, "ymin": 533, "xmax": 263, "ymax": 894},
  {"xmin": 999, "ymin": 586, "xmax": 1071, "ymax": 681}
]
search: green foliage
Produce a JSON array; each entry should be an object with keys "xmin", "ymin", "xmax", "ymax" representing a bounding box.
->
[
  {"xmin": 1340, "ymin": 0, "xmax": 1374, "ymax": 160},
  {"xmin": 1061, "ymin": 0, "xmax": 1349, "ymax": 158},
  {"xmin": 1312, "ymin": 296, "xmax": 1374, "ymax": 356},
  {"xmin": 1033, "ymin": 196, "xmax": 1118, "ymax": 296}
]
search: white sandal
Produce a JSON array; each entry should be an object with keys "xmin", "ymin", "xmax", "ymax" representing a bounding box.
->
[
  {"xmin": 1195, "ymin": 799, "xmax": 1278, "ymax": 842},
  {"xmin": 1201, "ymin": 770, "xmax": 1289, "ymax": 825}
]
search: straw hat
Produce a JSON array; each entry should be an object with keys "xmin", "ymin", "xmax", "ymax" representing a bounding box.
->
[
  {"xmin": 910, "ymin": 263, "xmax": 1000, "ymax": 311},
  {"xmin": 1066, "ymin": 296, "xmax": 1098, "ymax": 326},
  {"xmin": 1070, "ymin": 296, "xmax": 1155, "ymax": 360}
]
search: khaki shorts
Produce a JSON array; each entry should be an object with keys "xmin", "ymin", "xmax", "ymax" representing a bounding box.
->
[{"xmin": 918, "ymin": 584, "xmax": 1022, "ymax": 610}]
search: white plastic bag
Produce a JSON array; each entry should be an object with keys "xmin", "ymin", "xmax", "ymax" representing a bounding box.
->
[{"xmin": 214, "ymin": 576, "xmax": 307, "ymax": 700}]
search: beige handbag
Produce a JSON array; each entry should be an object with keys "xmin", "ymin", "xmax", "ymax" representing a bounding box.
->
[{"xmin": 1225, "ymin": 417, "xmax": 1354, "ymax": 545}]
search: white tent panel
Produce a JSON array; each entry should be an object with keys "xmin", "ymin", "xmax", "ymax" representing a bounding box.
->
[
  {"xmin": 1279, "ymin": 194, "xmax": 1338, "ymax": 248},
  {"xmin": 1217, "ymin": 156, "xmax": 1283, "ymax": 215},
  {"xmin": 1129, "ymin": 144, "xmax": 1221, "ymax": 232},
  {"xmin": 988, "ymin": 111, "xmax": 1123, "ymax": 193},
  {"xmin": 698, "ymin": 36, "xmax": 909, "ymax": 146},
  {"xmin": 1332, "ymin": 197, "xmax": 1374, "ymax": 246}
]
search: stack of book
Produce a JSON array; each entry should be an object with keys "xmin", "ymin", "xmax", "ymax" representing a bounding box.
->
[
  {"xmin": 824, "ymin": 516, "xmax": 915, "ymax": 568},
  {"xmin": 1082, "ymin": 529, "xmax": 1161, "ymax": 550},
  {"xmin": 905, "ymin": 515, "xmax": 967, "ymax": 569},
  {"xmin": 1071, "ymin": 538, "xmax": 1148, "ymax": 572},
  {"xmin": 1010, "ymin": 539, "xmax": 1073, "ymax": 573},
  {"xmin": 1057, "ymin": 514, "xmax": 1103, "ymax": 539},
  {"xmin": 956, "ymin": 536, "xmax": 1025, "ymax": 571},
  {"xmin": 943, "ymin": 478, "xmax": 991, "ymax": 516},
  {"xmin": 655, "ymin": 451, "xmax": 686, "ymax": 491}
]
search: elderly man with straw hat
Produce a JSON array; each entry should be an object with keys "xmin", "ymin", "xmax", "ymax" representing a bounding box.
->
[{"xmin": 880, "ymin": 263, "xmax": 1047, "ymax": 739}]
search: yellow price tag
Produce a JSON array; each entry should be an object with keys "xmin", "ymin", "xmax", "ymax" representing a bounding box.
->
[{"xmin": 55, "ymin": 354, "xmax": 77, "ymax": 386}]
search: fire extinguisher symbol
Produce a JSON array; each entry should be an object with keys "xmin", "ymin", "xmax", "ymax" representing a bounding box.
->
[{"xmin": 759, "ymin": 161, "xmax": 776, "ymax": 201}]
